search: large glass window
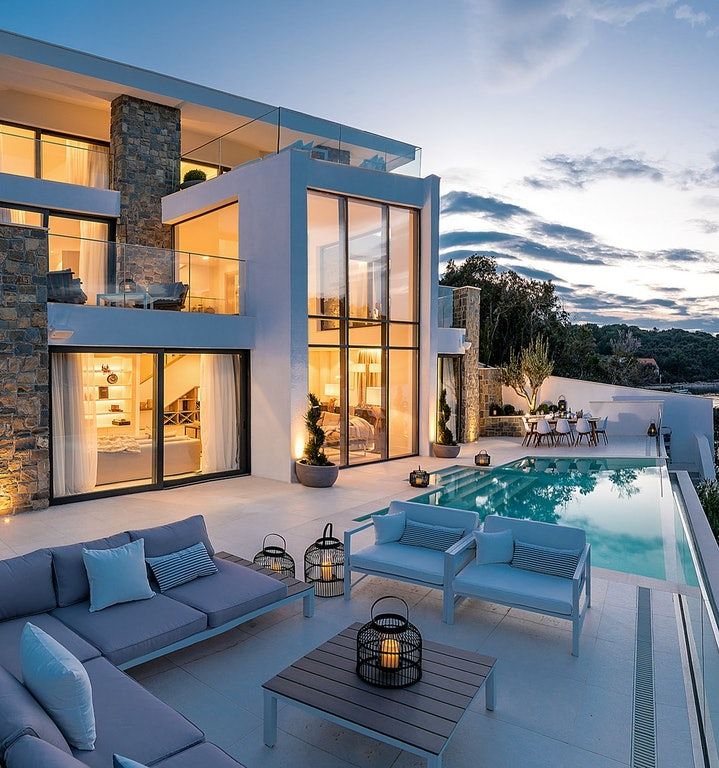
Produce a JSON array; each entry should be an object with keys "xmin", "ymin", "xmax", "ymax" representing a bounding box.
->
[
  {"xmin": 0, "ymin": 122, "xmax": 109, "ymax": 188},
  {"xmin": 174, "ymin": 204, "xmax": 241, "ymax": 314},
  {"xmin": 307, "ymin": 191, "xmax": 419, "ymax": 466},
  {"xmin": 51, "ymin": 349, "xmax": 248, "ymax": 500}
]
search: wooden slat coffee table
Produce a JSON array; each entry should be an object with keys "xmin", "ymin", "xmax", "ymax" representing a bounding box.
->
[{"xmin": 262, "ymin": 623, "xmax": 496, "ymax": 768}]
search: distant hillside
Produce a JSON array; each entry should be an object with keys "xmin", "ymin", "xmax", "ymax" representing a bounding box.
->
[{"xmin": 582, "ymin": 324, "xmax": 719, "ymax": 384}]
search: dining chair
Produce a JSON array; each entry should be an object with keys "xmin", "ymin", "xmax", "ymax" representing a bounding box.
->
[
  {"xmin": 535, "ymin": 418, "xmax": 555, "ymax": 447},
  {"xmin": 594, "ymin": 416, "xmax": 608, "ymax": 445},
  {"xmin": 521, "ymin": 415, "xmax": 536, "ymax": 446},
  {"xmin": 554, "ymin": 418, "xmax": 574, "ymax": 447},
  {"xmin": 575, "ymin": 417, "xmax": 594, "ymax": 446}
]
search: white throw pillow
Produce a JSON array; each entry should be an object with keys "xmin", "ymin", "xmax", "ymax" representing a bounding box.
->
[
  {"xmin": 474, "ymin": 529, "xmax": 514, "ymax": 565},
  {"xmin": 372, "ymin": 510, "xmax": 406, "ymax": 544},
  {"xmin": 20, "ymin": 623, "xmax": 96, "ymax": 750}
]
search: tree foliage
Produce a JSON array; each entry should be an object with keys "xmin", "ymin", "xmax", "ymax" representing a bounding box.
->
[
  {"xmin": 303, "ymin": 393, "xmax": 331, "ymax": 466},
  {"xmin": 436, "ymin": 388, "xmax": 456, "ymax": 445},
  {"xmin": 499, "ymin": 337, "xmax": 554, "ymax": 413}
]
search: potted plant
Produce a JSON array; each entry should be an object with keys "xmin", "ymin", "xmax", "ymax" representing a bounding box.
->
[
  {"xmin": 433, "ymin": 388, "xmax": 460, "ymax": 458},
  {"xmin": 180, "ymin": 168, "xmax": 207, "ymax": 190},
  {"xmin": 295, "ymin": 393, "xmax": 339, "ymax": 487}
]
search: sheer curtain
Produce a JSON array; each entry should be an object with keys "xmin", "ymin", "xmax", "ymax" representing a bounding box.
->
[
  {"xmin": 79, "ymin": 219, "xmax": 108, "ymax": 303},
  {"xmin": 441, "ymin": 357, "xmax": 458, "ymax": 436},
  {"xmin": 199, "ymin": 354, "xmax": 239, "ymax": 473},
  {"xmin": 51, "ymin": 353, "xmax": 97, "ymax": 497}
]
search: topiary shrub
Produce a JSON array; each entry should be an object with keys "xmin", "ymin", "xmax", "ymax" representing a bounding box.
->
[
  {"xmin": 302, "ymin": 393, "xmax": 332, "ymax": 466},
  {"xmin": 503, "ymin": 403, "xmax": 516, "ymax": 416},
  {"xmin": 436, "ymin": 388, "xmax": 456, "ymax": 446},
  {"xmin": 183, "ymin": 168, "xmax": 207, "ymax": 183}
]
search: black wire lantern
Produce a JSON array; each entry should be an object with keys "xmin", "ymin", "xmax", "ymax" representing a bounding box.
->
[
  {"xmin": 253, "ymin": 534, "xmax": 295, "ymax": 577},
  {"xmin": 357, "ymin": 597, "xmax": 422, "ymax": 688},
  {"xmin": 304, "ymin": 523, "xmax": 344, "ymax": 597},
  {"xmin": 408, "ymin": 466, "xmax": 430, "ymax": 488}
]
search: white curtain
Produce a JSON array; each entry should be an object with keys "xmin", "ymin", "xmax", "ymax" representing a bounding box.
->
[
  {"xmin": 349, "ymin": 260, "xmax": 369, "ymax": 317},
  {"xmin": 441, "ymin": 357, "xmax": 458, "ymax": 436},
  {"xmin": 66, "ymin": 138, "xmax": 109, "ymax": 188},
  {"xmin": 79, "ymin": 219, "xmax": 108, "ymax": 304},
  {"xmin": 199, "ymin": 354, "xmax": 239, "ymax": 473},
  {"xmin": 51, "ymin": 353, "xmax": 97, "ymax": 497},
  {"xmin": 0, "ymin": 208, "xmax": 29, "ymax": 224}
]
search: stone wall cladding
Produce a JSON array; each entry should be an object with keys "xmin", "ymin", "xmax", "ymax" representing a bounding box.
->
[
  {"xmin": 452, "ymin": 286, "xmax": 481, "ymax": 442},
  {"xmin": 0, "ymin": 225, "xmax": 49, "ymax": 513},
  {"xmin": 110, "ymin": 95, "xmax": 181, "ymax": 286},
  {"xmin": 477, "ymin": 416, "xmax": 525, "ymax": 438},
  {"xmin": 478, "ymin": 367, "xmax": 503, "ymax": 419}
]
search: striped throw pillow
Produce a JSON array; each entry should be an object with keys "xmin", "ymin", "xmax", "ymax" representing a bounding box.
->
[
  {"xmin": 399, "ymin": 519, "xmax": 464, "ymax": 551},
  {"xmin": 146, "ymin": 542, "xmax": 218, "ymax": 592},
  {"xmin": 512, "ymin": 540, "xmax": 581, "ymax": 579}
]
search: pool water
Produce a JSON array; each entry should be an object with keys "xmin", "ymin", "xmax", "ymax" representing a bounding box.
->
[{"xmin": 407, "ymin": 458, "xmax": 696, "ymax": 584}]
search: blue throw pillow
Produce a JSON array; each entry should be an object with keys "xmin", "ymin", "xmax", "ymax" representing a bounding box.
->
[
  {"xmin": 474, "ymin": 529, "xmax": 514, "ymax": 565},
  {"xmin": 512, "ymin": 539, "xmax": 582, "ymax": 579},
  {"xmin": 146, "ymin": 542, "xmax": 218, "ymax": 593},
  {"xmin": 113, "ymin": 755, "xmax": 148, "ymax": 768},
  {"xmin": 399, "ymin": 519, "xmax": 464, "ymax": 551},
  {"xmin": 20, "ymin": 624, "xmax": 95, "ymax": 751},
  {"xmin": 372, "ymin": 511, "xmax": 406, "ymax": 544},
  {"xmin": 82, "ymin": 539, "xmax": 154, "ymax": 612}
]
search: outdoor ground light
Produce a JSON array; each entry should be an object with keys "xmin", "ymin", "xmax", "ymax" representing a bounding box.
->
[
  {"xmin": 647, "ymin": 422, "xmax": 658, "ymax": 437},
  {"xmin": 475, "ymin": 450, "xmax": 491, "ymax": 467},
  {"xmin": 356, "ymin": 597, "xmax": 422, "ymax": 688},
  {"xmin": 253, "ymin": 534, "xmax": 295, "ymax": 577},
  {"xmin": 304, "ymin": 523, "xmax": 344, "ymax": 597},
  {"xmin": 408, "ymin": 466, "xmax": 430, "ymax": 488}
]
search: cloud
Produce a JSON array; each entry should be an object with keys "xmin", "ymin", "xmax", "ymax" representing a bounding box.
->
[
  {"xmin": 689, "ymin": 218, "xmax": 719, "ymax": 234},
  {"xmin": 675, "ymin": 4, "xmax": 709, "ymax": 26},
  {"xmin": 465, "ymin": 0, "xmax": 676, "ymax": 89},
  {"xmin": 440, "ymin": 191, "xmax": 531, "ymax": 220},
  {"xmin": 531, "ymin": 221, "xmax": 596, "ymax": 242},
  {"xmin": 525, "ymin": 149, "xmax": 665, "ymax": 189},
  {"xmin": 506, "ymin": 265, "xmax": 563, "ymax": 282},
  {"xmin": 655, "ymin": 248, "xmax": 705, "ymax": 262},
  {"xmin": 439, "ymin": 230, "xmax": 517, "ymax": 249}
]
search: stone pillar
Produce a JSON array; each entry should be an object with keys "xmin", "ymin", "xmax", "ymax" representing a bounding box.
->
[
  {"xmin": 452, "ymin": 286, "xmax": 481, "ymax": 442},
  {"xmin": 110, "ymin": 95, "xmax": 180, "ymax": 285},
  {"xmin": 0, "ymin": 225, "xmax": 49, "ymax": 514}
]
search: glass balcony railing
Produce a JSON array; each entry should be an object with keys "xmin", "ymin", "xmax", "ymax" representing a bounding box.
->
[
  {"xmin": 181, "ymin": 107, "xmax": 421, "ymax": 180},
  {"xmin": 0, "ymin": 126, "xmax": 110, "ymax": 188},
  {"xmin": 47, "ymin": 235, "xmax": 246, "ymax": 315},
  {"xmin": 438, "ymin": 285, "xmax": 455, "ymax": 328}
]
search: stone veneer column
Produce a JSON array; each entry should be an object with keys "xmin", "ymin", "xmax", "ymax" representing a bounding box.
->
[
  {"xmin": 452, "ymin": 286, "xmax": 481, "ymax": 442},
  {"xmin": 110, "ymin": 95, "xmax": 180, "ymax": 285},
  {"xmin": 0, "ymin": 225, "xmax": 49, "ymax": 513}
]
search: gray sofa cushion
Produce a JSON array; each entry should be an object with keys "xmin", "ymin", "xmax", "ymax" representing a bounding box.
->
[
  {"xmin": 0, "ymin": 614, "xmax": 99, "ymax": 681},
  {"xmin": 128, "ymin": 516, "xmax": 215, "ymax": 559},
  {"xmin": 70, "ymin": 658, "xmax": 203, "ymax": 767},
  {"xmin": 51, "ymin": 533, "xmax": 132, "ymax": 608},
  {"xmin": 5, "ymin": 735, "xmax": 86, "ymax": 767},
  {"xmin": 166, "ymin": 559, "xmax": 287, "ymax": 628},
  {"xmin": 154, "ymin": 742, "xmax": 244, "ymax": 767},
  {"xmin": 0, "ymin": 550, "xmax": 56, "ymax": 621},
  {"xmin": 51, "ymin": 594, "xmax": 207, "ymax": 666},
  {"xmin": 0, "ymin": 665, "xmax": 71, "ymax": 756}
]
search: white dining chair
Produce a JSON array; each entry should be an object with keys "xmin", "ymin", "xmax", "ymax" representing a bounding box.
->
[
  {"xmin": 535, "ymin": 418, "xmax": 554, "ymax": 447},
  {"xmin": 575, "ymin": 417, "xmax": 594, "ymax": 446},
  {"xmin": 594, "ymin": 416, "xmax": 608, "ymax": 445},
  {"xmin": 554, "ymin": 418, "xmax": 574, "ymax": 447},
  {"xmin": 521, "ymin": 415, "xmax": 535, "ymax": 446}
]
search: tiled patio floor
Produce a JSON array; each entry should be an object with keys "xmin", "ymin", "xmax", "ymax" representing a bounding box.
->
[{"xmin": 0, "ymin": 436, "xmax": 693, "ymax": 768}]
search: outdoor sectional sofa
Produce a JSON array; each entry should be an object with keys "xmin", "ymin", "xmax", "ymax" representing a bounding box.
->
[{"xmin": 0, "ymin": 515, "xmax": 314, "ymax": 768}]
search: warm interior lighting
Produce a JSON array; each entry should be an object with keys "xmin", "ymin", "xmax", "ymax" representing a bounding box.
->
[
  {"xmin": 365, "ymin": 386, "xmax": 382, "ymax": 406},
  {"xmin": 379, "ymin": 636, "xmax": 400, "ymax": 669},
  {"xmin": 324, "ymin": 383, "xmax": 340, "ymax": 398},
  {"xmin": 320, "ymin": 561, "xmax": 333, "ymax": 581}
]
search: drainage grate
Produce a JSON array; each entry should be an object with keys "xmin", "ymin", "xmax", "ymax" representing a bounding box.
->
[{"xmin": 632, "ymin": 587, "xmax": 657, "ymax": 768}]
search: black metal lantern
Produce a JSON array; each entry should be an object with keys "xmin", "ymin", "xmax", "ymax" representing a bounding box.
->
[
  {"xmin": 489, "ymin": 403, "xmax": 500, "ymax": 417},
  {"xmin": 253, "ymin": 534, "xmax": 295, "ymax": 577},
  {"xmin": 408, "ymin": 466, "xmax": 430, "ymax": 488},
  {"xmin": 557, "ymin": 396, "xmax": 567, "ymax": 416},
  {"xmin": 475, "ymin": 450, "xmax": 491, "ymax": 467},
  {"xmin": 356, "ymin": 597, "xmax": 422, "ymax": 688},
  {"xmin": 304, "ymin": 523, "xmax": 344, "ymax": 597},
  {"xmin": 647, "ymin": 422, "xmax": 658, "ymax": 437}
]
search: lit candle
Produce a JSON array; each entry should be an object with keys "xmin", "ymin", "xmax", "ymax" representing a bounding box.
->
[
  {"xmin": 379, "ymin": 637, "xmax": 400, "ymax": 670},
  {"xmin": 271, "ymin": 559, "xmax": 281, "ymax": 572},
  {"xmin": 320, "ymin": 560, "xmax": 333, "ymax": 581}
]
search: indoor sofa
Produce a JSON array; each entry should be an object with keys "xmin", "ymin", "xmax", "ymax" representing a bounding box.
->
[{"xmin": 0, "ymin": 515, "xmax": 312, "ymax": 767}]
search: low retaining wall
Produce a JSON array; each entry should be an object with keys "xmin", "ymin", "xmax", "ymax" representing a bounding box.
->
[{"xmin": 477, "ymin": 416, "xmax": 524, "ymax": 438}]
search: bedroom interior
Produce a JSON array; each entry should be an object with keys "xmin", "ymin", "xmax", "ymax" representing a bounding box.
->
[{"xmin": 50, "ymin": 350, "xmax": 245, "ymax": 499}]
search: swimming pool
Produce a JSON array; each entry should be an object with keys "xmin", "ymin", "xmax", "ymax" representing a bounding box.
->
[{"xmin": 382, "ymin": 458, "xmax": 697, "ymax": 584}]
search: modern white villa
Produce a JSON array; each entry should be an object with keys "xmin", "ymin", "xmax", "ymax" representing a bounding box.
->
[{"xmin": 1, "ymin": 28, "xmax": 719, "ymax": 768}]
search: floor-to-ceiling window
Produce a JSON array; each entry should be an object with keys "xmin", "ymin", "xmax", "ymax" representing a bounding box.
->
[
  {"xmin": 438, "ymin": 355, "xmax": 461, "ymax": 442},
  {"xmin": 174, "ymin": 203, "xmax": 241, "ymax": 314},
  {"xmin": 50, "ymin": 348, "xmax": 249, "ymax": 502},
  {"xmin": 307, "ymin": 190, "xmax": 419, "ymax": 466}
]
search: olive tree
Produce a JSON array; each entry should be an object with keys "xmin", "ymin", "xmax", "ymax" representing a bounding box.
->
[{"xmin": 499, "ymin": 337, "xmax": 554, "ymax": 414}]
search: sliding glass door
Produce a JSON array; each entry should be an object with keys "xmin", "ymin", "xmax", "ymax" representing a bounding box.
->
[
  {"xmin": 50, "ymin": 349, "xmax": 249, "ymax": 502},
  {"xmin": 307, "ymin": 191, "xmax": 419, "ymax": 466}
]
